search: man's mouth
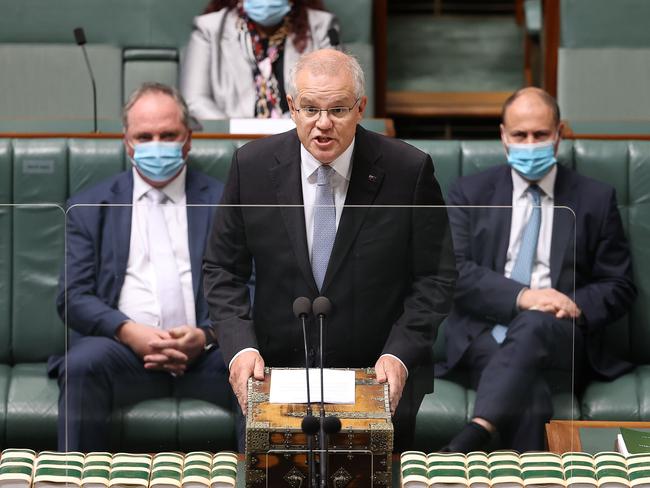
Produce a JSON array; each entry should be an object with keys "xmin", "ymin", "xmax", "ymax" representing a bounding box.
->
[{"xmin": 315, "ymin": 136, "xmax": 333, "ymax": 144}]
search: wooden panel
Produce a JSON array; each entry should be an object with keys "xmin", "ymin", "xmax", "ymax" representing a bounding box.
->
[
  {"xmin": 373, "ymin": 0, "xmax": 388, "ymax": 117},
  {"xmin": 542, "ymin": 0, "xmax": 560, "ymax": 97},
  {"xmin": 386, "ymin": 91, "xmax": 511, "ymax": 117},
  {"xmin": 546, "ymin": 420, "xmax": 650, "ymax": 454}
]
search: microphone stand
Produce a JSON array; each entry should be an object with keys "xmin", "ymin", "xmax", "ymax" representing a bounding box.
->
[
  {"xmin": 73, "ymin": 27, "xmax": 98, "ymax": 133},
  {"xmin": 294, "ymin": 297, "xmax": 318, "ymax": 488},
  {"xmin": 312, "ymin": 296, "xmax": 332, "ymax": 488},
  {"xmin": 303, "ymin": 317, "xmax": 317, "ymax": 488}
]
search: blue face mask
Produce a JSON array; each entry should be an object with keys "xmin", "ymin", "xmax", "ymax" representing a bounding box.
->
[
  {"xmin": 506, "ymin": 140, "xmax": 557, "ymax": 181},
  {"xmin": 243, "ymin": 0, "xmax": 291, "ymax": 27},
  {"xmin": 131, "ymin": 141, "xmax": 186, "ymax": 183}
]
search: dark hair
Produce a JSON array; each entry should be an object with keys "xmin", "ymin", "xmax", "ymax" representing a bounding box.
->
[
  {"xmin": 202, "ymin": 0, "xmax": 326, "ymax": 53},
  {"xmin": 501, "ymin": 87, "xmax": 561, "ymax": 127}
]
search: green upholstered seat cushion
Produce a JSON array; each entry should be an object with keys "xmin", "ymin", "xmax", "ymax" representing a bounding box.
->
[
  {"xmin": 6, "ymin": 363, "xmax": 58, "ymax": 449},
  {"xmin": 0, "ymin": 365, "xmax": 11, "ymax": 446},
  {"xmin": 111, "ymin": 398, "xmax": 236, "ymax": 452},
  {"xmin": 580, "ymin": 365, "xmax": 650, "ymax": 421}
]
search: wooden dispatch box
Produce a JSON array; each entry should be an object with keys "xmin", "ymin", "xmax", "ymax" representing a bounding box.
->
[{"xmin": 245, "ymin": 367, "xmax": 393, "ymax": 487}]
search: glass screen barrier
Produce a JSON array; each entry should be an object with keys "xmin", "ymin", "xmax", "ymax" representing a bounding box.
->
[{"xmin": 0, "ymin": 203, "xmax": 594, "ymax": 485}]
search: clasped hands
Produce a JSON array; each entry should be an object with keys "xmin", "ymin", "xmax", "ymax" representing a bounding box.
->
[
  {"xmin": 229, "ymin": 350, "xmax": 407, "ymax": 416},
  {"xmin": 518, "ymin": 288, "xmax": 582, "ymax": 320},
  {"xmin": 116, "ymin": 321, "xmax": 206, "ymax": 375}
]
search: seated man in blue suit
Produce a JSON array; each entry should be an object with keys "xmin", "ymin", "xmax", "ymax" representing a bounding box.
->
[
  {"xmin": 437, "ymin": 87, "xmax": 636, "ymax": 452},
  {"xmin": 53, "ymin": 82, "xmax": 228, "ymax": 451}
]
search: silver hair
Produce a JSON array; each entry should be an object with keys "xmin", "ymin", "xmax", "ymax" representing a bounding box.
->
[
  {"xmin": 122, "ymin": 82, "xmax": 191, "ymax": 130},
  {"xmin": 287, "ymin": 48, "xmax": 365, "ymax": 100}
]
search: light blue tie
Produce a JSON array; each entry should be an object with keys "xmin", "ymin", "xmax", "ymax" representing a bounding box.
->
[
  {"xmin": 492, "ymin": 185, "xmax": 542, "ymax": 344},
  {"xmin": 311, "ymin": 165, "xmax": 336, "ymax": 291}
]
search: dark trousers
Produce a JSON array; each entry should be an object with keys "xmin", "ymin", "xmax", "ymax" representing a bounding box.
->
[
  {"xmin": 56, "ymin": 336, "xmax": 231, "ymax": 452},
  {"xmin": 458, "ymin": 310, "xmax": 585, "ymax": 452}
]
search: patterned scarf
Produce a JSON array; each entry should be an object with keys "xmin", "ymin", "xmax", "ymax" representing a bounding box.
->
[{"xmin": 238, "ymin": 6, "xmax": 290, "ymax": 118}]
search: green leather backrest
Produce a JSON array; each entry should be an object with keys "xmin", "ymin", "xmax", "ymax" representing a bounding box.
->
[
  {"xmin": 123, "ymin": 49, "xmax": 180, "ymax": 103},
  {"xmin": 405, "ymin": 140, "xmax": 461, "ymax": 199},
  {"xmin": 627, "ymin": 142, "xmax": 650, "ymax": 362},
  {"xmin": 558, "ymin": 48, "xmax": 650, "ymax": 123},
  {"xmin": 573, "ymin": 141, "xmax": 632, "ymax": 360},
  {"xmin": 558, "ymin": 1, "xmax": 650, "ymax": 124},
  {"xmin": 323, "ymin": 0, "xmax": 372, "ymax": 44},
  {"xmin": 11, "ymin": 140, "xmax": 67, "ymax": 362},
  {"xmin": 68, "ymin": 140, "xmax": 126, "ymax": 195},
  {"xmin": 0, "ymin": 44, "xmax": 122, "ymax": 123},
  {"xmin": 0, "ymin": 141, "xmax": 12, "ymax": 363},
  {"xmin": 0, "ymin": 0, "xmax": 205, "ymax": 46},
  {"xmin": 1, "ymin": 137, "xmax": 645, "ymax": 368},
  {"xmin": 560, "ymin": 0, "xmax": 650, "ymax": 49}
]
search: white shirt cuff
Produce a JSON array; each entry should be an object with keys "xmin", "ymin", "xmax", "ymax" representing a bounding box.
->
[
  {"xmin": 380, "ymin": 353, "xmax": 409, "ymax": 378},
  {"xmin": 228, "ymin": 347, "xmax": 259, "ymax": 371}
]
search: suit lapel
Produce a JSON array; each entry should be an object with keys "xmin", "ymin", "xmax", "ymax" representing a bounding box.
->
[
  {"xmin": 491, "ymin": 167, "xmax": 514, "ymax": 274},
  {"xmin": 321, "ymin": 127, "xmax": 384, "ymax": 291},
  {"xmin": 550, "ymin": 165, "xmax": 576, "ymax": 287},
  {"xmin": 269, "ymin": 132, "xmax": 318, "ymax": 292},
  {"xmin": 109, "ymin": 171, "xmax": 134, "ymax": 282},
  {"xmin": 186, "ymin": 169, "xmax": 211, "ymax": 301}
]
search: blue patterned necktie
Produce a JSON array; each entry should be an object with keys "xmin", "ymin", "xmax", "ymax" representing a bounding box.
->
[
  {"xmin": 492, "ymin": 185, "xmax": 542, "ymax": 344},
  {"xmin": 311, "ymin": 165, "xmax": 336, "ymax": 291}
]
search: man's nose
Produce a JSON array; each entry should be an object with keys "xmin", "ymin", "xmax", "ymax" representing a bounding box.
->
[{"xmin": 315, "ymin": 110, "xmax": 333, "ymax": 129}]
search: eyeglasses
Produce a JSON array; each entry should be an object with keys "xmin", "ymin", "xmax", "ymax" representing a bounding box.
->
[{"xmin": 294, "ymin": 98, "xmax": 360, "ymax": 120}]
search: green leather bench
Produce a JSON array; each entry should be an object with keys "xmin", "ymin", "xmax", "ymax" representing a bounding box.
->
[{"xmin": 0, "ymin": 137, "xmax": 647, "ymax": 451}]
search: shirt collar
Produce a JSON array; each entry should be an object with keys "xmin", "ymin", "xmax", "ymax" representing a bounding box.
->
[
  {"xmin": 132, "ymin": 165, "xmax": 187, "ymax": 203},
  {"xmin": 301, "ymin": 138, "xmax": 355, "ymax": 182},
  {"xmin": 511, "ymin": 163, "xmax": 556, "ymax": 200}
]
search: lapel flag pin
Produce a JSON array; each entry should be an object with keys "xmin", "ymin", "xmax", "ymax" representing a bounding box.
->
[{"xmin": 368, "ymin": 174, "xmax": 377, "ymax": 182}]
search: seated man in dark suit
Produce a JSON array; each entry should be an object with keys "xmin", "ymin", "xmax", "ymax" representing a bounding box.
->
[
  {"xmin": 437, "ymin": 87, "xmax": 637, "ymax": 452},
  {"xmin": 53, "ymin": 82, "xmax": 228, "ymax": 451}
]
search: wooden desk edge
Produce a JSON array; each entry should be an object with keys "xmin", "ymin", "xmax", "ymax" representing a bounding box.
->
[{"xmin": 546, "ymin": 420, "xmax": 650, "ymax": 454}]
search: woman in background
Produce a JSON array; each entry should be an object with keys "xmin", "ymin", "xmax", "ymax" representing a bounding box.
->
[{"xmin": 181, "ymin": 0, "xmax": 339, "ymax": 119}]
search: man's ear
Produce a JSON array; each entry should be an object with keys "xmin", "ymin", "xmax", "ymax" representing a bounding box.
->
[
  {"xmin": 183, "ymin": 130, "xmax": 193, "ymax": 158},
  {"xmin": 554, "ymin": 122, "xmax": 564, "ymax": 154},
  {"xmin": 124, "ymin": 136, "xmax": 135, "ymax": 159},
  {"xmin": 499, "ymin": 123, "xmax": 509, "ymax": 153},
  {"xmin": 287, "ymin": 95, "xmax": 297, "ymax": 122}
]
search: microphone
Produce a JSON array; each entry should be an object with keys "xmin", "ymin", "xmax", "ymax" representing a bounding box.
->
[
  {"xmin": 73, "ymin": 27, "xmax": 98, "ymax": 133},
  {"xmin": 312, "ymin": 296, "xmax": 336, "ymax": 488},
  {"xmin": 293, "ymin": 297, "xmax": 318, "ymax": 487},
  {"xmin": 327, "ymin": 27, "xmax": 340, "ymax": 50}
]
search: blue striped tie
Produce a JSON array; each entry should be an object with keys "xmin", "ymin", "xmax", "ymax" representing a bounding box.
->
[
  {"xmin": 311, "ymin": 165, "xmax": 336, "ymax": 291},
  {"xmin": 492, "ymin": 185, "xmax": 542, "ymax": 344}
]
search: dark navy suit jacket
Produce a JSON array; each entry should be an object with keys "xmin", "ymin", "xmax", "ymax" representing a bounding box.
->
[
  {"xmin": 443, "ymin": 163, "xmax": 636, "ymax": 379},
  {"xmin": 55, "ymin": 168, "xmax": 224, "ymax": 342}
]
